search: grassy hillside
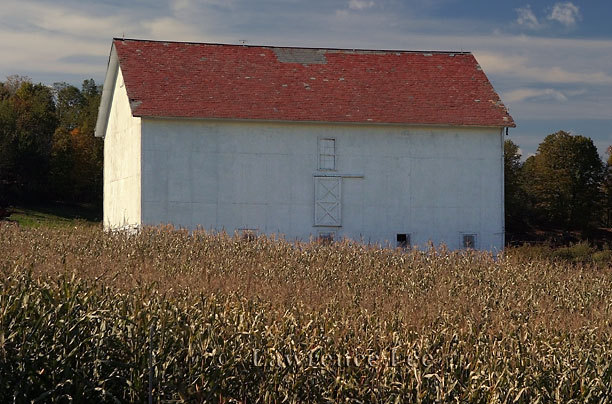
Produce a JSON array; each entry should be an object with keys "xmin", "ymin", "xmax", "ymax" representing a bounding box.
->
[{"xmin": 1, "ymin": 225, "xmax": 611, "ymax": 402}]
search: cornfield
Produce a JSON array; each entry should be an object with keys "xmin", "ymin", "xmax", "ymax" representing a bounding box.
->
[{"xmin": 1, "ymin": 224, "xmax": 611, "ymax": 402}]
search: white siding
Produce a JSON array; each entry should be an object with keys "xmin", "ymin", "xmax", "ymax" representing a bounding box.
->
[
  {"xmin": 103, "ymin": 68, "xmax": 141, "ymax": 229},
  {"xmin": 140, "ymin": 119, "xmax": 504, "ymax": 250}
]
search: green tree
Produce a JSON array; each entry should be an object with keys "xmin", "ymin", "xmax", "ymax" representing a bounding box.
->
[
  {"xmin": 76, "ymin": 79, "xmax": 103, "ymax": 204},
  {"xmin": 53, "ymin": 82, "xmax": 85, "ymax": 131},
  {"xmin": 14, "ymin": 82, "xmax": 58, "ymax": 197},
  {"xmin": 504, "ymin": 139, "xmax": 527, "ymax": 231},
  {"xmin": 0, "ymin": 82, "xmax": 18, "ymax": 205},
  {"xmin": 3, "ymin": 74, "xmax": 30, "ymax": 95},
  {"xmin": 48, "ymin": 127, "xmax": 75, "ymax": 199},
  {"xmin": 522, "ymin": 131, "xmax": 605, "ymax": 229},
  {"xmin": 0, "ymin": 79, "xmax": 57, "ymax": 201},
  {"xmin": 1, "ymin": 76, "xmax": 103, "ymax": 206},
  {"xmin": 603, "ymin": 146, "xmax": 612, "ymax": 227}
]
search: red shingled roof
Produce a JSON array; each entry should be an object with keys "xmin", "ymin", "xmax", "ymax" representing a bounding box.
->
[{"xmin": 113, "ymin": 38, "xmax": 514, "ymax": 127}]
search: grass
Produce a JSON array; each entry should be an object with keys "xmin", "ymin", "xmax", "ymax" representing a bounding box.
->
[
  {"xmin": 4, "ymin": 203, "xmax": 101, "ymax": 228},
  {"xmin": 1, "ymin": 224, "xmax": 611, "ymax": 402},
  {"xmin": 512, "ymin": 241, "xmax": 612, "ymax": 266}
]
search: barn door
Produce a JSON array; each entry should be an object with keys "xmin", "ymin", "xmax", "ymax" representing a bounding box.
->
[{"xmin": 314, "ymin": 176, "xmax": 341, "ymax": 226}]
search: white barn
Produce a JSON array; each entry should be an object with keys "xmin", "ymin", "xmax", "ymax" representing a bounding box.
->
[{"xmin": 95, "ymin": 38, "xmax": 515, "ymax": 250}]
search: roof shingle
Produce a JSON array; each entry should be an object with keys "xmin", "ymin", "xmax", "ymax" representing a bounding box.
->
[{"xmin": 113, "ymin": 38, "xmax": 515, "ymax": 127}]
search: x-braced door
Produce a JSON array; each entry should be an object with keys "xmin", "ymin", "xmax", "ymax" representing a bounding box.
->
[{"xmin": 314, "ymin": 176, "xmax": 341, "ymax": 226}]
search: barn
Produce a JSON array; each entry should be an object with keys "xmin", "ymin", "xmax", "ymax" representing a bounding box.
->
[{"xmin": 95, "ymin": 38, "xmax": 515, "ymax": 250}]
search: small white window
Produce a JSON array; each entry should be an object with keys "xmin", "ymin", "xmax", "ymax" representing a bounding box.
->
[
  {"xmin": 462, "ymin": 234, "xmax": 476, "ymax": 249},
  {"xmin": 319, "ymin": 138, "xmax": 336, "ymax": 170},
  {"xmin": 396, "ymin": 234, "xmax": 410, "ymax": 249}
]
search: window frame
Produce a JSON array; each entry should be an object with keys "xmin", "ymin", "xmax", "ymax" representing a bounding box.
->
[{"xmin": 318, "ymin": 137, "xmax": 336, "ymax": 171}]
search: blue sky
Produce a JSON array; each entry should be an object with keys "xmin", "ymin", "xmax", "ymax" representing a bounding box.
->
[{"xmin": 1, "ymin": 0, "xmax": 610, "ymax": 157}]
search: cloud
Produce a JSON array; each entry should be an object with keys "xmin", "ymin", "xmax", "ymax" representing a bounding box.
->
[
  {"xmin": 348, "ymin": 0, "xmax": 375, "ymax": 10},
  {"xmin": 172, "ymin": 0, "xmax": 235, "ymax": 10},
  {"xmin": 516, "ymin": 5, "xmax": 540, "ymax": 29},
  {"xmin": 476, "ymin": 52, "xmax": 612, "ymax": 85},
  {"xmin": 516, "ymin": 2, "xmax": 581, "ymax": 31},
  {"xmin": 547, "ymin": 2, "xmax": 580, "ymax": 26},
  {"xmin": 140, "ymin": 17, "xmax": 204, "ymax": 40},
  {"xmin": 504, "ymin": 88, "xmax": 568, "ymax": 103},
  {"xmin": 57, "ymin": 54, "xmax": 108, "ymax": 66},
  {"xmin": 0, "ymin": 0, "xmax": 233, "ymax": 82},
  {"xmin": 504, "ymin": 94, "xmax": 612, "ymax": 120}
]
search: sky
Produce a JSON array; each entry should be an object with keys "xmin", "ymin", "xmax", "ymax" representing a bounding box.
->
[{"xmin": 1, "ymin": 0, "xmax": 611, "ymax": 158}]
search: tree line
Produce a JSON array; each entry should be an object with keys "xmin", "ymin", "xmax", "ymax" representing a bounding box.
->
[
  {"xmin": 0, "ymin": 75, "xmax": 103, "ymax": 208},
  {"xmin": 505, "ymin": 132, "xmax": 612, "ymax": 232}
]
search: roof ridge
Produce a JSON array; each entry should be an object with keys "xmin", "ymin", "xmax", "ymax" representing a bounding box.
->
[{"xmin": 112, "ymin": 37, "xmax": 473, "ymax": 55}]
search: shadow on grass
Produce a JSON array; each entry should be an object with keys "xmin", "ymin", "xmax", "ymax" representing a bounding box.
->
[{"xmin": 6, "ymin": 202, "xmax": 101, "ymax": 228}]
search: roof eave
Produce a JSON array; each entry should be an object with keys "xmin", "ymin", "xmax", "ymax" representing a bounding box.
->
[
  {"xmin": 137, "ymin": 114, "xmax": 515, "ymax": 128},
  {"xmin": 94, "ymin": 44, "xmax": 120, "ymax": 138}
]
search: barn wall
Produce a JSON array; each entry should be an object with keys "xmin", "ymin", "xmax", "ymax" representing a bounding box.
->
[
  {"xmin": 140, "ymin": 119, "xmax": 504, "ymax": 250},
  {"xmin": 103, "ymin": 68, "xmax": 141, "ymax": 229}
]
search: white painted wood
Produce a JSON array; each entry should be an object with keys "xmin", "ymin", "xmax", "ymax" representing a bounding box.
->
[
  {"xmin": 128, "ymin": 118, "xmax": 504, "ymax": 250},
  {"xmin": 103, "ymin": 67, "xmax": 141, "ymax": 230}
]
